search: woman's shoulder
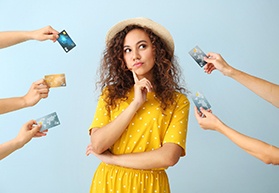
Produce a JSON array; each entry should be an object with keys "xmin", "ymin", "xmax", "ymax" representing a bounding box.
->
[
  {"xmin": 100, "ymin": 87, "xmax": 109, "ymax": 97},
  {"xmin": 174, "ymin": 91, "xmax": 189, "ymax": 102}
]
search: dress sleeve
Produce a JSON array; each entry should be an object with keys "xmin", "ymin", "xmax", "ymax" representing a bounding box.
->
[
  {"xmin": 163, "ymin": 94, "xmax": 190, "ymax": 156},
  {"xmin": 88, "ymin": 91, "xmax": 111, "ymax": 132}
]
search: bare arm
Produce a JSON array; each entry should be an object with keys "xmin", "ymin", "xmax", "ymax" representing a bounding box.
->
[
  {"xmin": 228, "ymin": 68, "xmax": 279, "ymax": 108},
  {"xmin": 86, "ymin": 143, "xmax": 183, "ymax": 169},
  {"xmin": 0, "ymin": 25, "xmax": 59, "ymax": 49},
  {"xmin": 204, "ymin": 53, "xmax": 279, "ymax": 108},
  {"xmin": 0, "ymin": 120, "xmax": 46, "ymax": 160},
  {"xmin": 90, "ymin": 100, "xmax": 141, "ymax": 154},
  {"xmin": 219, "ymin": 124, "xmax": 279, "ymax": 165},
  {"xmin": 0, "ymin": 79, "xmax": 49, "ymax": 114},
  {"xmin": 195, "ymin": 107, "xmax": 279, "ymax": 165},
  {"xmin": 90, "ymin": 71, "xmax": 153, "ymax": 154},
  {"xmin": 0, "ymin": 97, "xmax": 27, "ymax": 114}
]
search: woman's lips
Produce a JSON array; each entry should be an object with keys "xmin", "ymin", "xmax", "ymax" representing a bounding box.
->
[{"xmin": 133, "ymin": 62, "xmax": 143, "ymax": 68}]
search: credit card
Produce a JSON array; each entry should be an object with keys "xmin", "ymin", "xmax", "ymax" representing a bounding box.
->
[
  {"xmin": 57, "ymin": 30, "xmax": 76, "ymax": 53},
  {"xmin": 36, "ymin": 112, "xmax": 60, "ymax": 132},
  {"xmin": 191, "ymin": 91, "xmax": 211, "ymax": 113},
  {"xmin": 44, "ymin": 73, "xmax": 66, "ymax": 88},
  {"xmin": 189, "ymin": 45, "xmax": 207, "ymax": 68}
]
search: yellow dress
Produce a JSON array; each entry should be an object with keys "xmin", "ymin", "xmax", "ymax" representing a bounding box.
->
[{"xmin": 89, "ymin": 88, "xmax": 190, "ymax": 193}]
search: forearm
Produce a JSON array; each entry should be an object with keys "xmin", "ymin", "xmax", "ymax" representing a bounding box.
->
[
  {"xmin": 90, "ymin": 101, "xmax": 141, "ymax": 153},
  {"xmin": 108, "ymin": 143, "xmax": 182, "ymax": 170},
  {"xmin": 268, "ymin": 146, "xmax": 279, "ymax": 165},
  {"xmin": 0, "ymin": 138, "xmax": 22, "ymax": 160},
  {"xmin": 0, "ymin": 31, "xmax": 33, "ymax": 49},
  {"xmin": 218, "ymin": 123, "xmax": 278, "ymax": 164},
  {"xmin": 228, "ymin": 68, "xmax": 279, "ymax": 108},
  {"xmin": 0, "ymin": 97, "xmax": 27, "ymax": 114}
]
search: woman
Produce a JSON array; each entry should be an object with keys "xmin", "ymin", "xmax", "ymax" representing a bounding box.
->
[{"xmin": 87, "ymin": 17, "xmax": 190, "ymax": 192}]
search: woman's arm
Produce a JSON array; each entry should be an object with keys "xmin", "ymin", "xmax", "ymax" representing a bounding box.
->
[
  {"xmin": 195, "ymin": 107, "xmax": 279, "ymax": 165},
  {"xmin": 90, "ymin": 71, "xmax": 153, "ymax": 154},
  {"xmin": 90, "ymin": 100, "xmax": 141, "ymax": 154},
  {"xmin": 86, "ymin": 143, "xmax": 183, "ymax": 169}
]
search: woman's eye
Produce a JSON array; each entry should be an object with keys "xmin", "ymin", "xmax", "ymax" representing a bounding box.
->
[
  {"xmin": 139, "ymin": 44, "xmax": 146, "ymax": 49},
  {"xmin": 124, "ymin": 48, "xmax": 131, "ymax": 53}
]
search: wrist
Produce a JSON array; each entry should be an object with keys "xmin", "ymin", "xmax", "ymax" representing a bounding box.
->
[
  {"xmin": 110, "ymin": 154, "xmax": 118, "ymax": 165},
  {"xmin": 12, "ymin": 137, "xmax": 24, "ymax": 149},
  {"xmin": 18, "ymin": 31, "xmax": 33, "ymax": 41},
  {"xmin": 222, "ymin": 65, "xmax": 235, "ymax": 77},
  {"xmin": 21, "ymin": 96, "xmax": 30, "ymax": 108},
  {"xmin": 215, "ymin": 120, "xmax": 226, "ymax": 133},
  {"xmin": 27, "ymin": 30, "xmax": 36, "ymax": 40},
  {"xmin": 130, "ymin": 100, "xmax": 142, "ymax": 111}
]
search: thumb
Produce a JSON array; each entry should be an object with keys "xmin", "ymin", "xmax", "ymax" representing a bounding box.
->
[
  {"xmin": 199, "ymin": 107, "xmax": 211, "ymax": 116},
  {"xmin": 204, "ymin": 52, "xmax": 217, "ymax": 62},
  {"xmin": 34, "ymin": 78, "xmax": 45, "ymax": 85},
  {"xmin": 47, "ymin": 34, "xmax": 58, "ymax": 41},
  {"xmin": 31, "ymin": 124, "xmax": 41, "ymax": 134},
  {"xmin": 204, "ymin": 56, "xmax": 214, "ymax": 64}
]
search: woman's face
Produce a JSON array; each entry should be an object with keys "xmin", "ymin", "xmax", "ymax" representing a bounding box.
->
[{"xmin": 123, "ymin": 29, "xmax": 155, "ymax": 80}]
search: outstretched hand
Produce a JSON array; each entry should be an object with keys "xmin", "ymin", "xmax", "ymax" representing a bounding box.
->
[
  {"xmin": 203, "ymin": 52, "xmax": 232, "ymax": 76},
  {"xmin": 31, "ymin": 26, "xmax": 59, "ymax": 42},
  {"xmin": 15, "ymin": 120, "xmax": 47, "ymax": 148},
  {"xmin": 194, "ymin": 106, "xmax": 222, "ymax": 131},
  {"xmin": 23, "ymin": 79, "xmax": 50, "ymax": 107}
]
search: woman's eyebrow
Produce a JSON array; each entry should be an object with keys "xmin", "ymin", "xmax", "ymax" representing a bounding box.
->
[
  {"xmin": 124, "ymin": 40, "xmax": 148, "ymax": 48},
  {"xmin": 136, "ymin": 40, "xmax": 147, "ymax": 45}
]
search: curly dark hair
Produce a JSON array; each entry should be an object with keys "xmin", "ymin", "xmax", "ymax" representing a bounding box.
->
[{"xmin": 96, "ymin": 24, "xmax": 187, "ymax": 111}]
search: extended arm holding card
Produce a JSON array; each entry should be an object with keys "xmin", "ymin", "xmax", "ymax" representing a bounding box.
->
[
  {"xmin": 0, "ymin": 26, "xmax": 59, "ymax": 49},
  {"xmin": 0, "ymin": 79, "xmax": 49, "ymax": 114},
  {"xmin": 195, "ymin": 107, "xmax": 279, "ymax": 165},
  {"xmin": 0, "ymin": 120, "xmax": 46, "ymax": 160},
  {"xmin": 204, "ymin": 53, "xmax": 279, "ymax": 108}
]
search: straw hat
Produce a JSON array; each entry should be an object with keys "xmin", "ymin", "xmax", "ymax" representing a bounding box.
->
[{"xmin": 106, "ymin": 17, "xmax": 175, "ymax": 54}]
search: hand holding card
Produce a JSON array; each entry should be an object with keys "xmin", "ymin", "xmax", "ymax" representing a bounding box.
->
[
  {"xmin": 57, "ymin": 30, "xmax": 76, "ymax": 53},
  {"xmin": 189, "ymin": 45, "xmax": 207, "ymax": 68},
  {"xmin": 36, "ymin": 112, "xmax": 61, "ymax": 132},
  {"xmin": 191, "ymin": 91, "xmax": 211, "ymax": 113},
  {"xmin": 44, "ymin": 73, "xmax": 66, "ymax": 88}
]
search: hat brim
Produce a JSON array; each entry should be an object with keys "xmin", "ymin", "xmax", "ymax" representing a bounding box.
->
[{"xmin": 106, "ymin": 17, "xmax": 174, "ymax": 54}]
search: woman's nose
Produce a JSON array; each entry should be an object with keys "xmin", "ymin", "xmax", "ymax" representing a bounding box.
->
[{"xmin": 132, "ymin": 50, "xmax": 140, "ymax": 61}]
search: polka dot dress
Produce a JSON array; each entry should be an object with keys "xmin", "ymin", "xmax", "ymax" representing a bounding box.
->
[{"xmin": 89, "ymin": 88, "xmax": 190, "ymax": 193}]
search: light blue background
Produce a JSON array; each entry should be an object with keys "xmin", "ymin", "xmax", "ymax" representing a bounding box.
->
[{"xmin": 0, "ymin": 1, "xmax": 278, "ymax": 193}]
